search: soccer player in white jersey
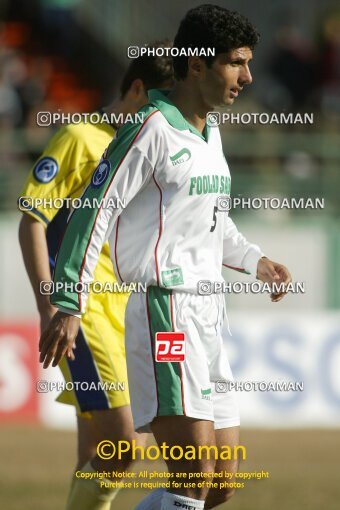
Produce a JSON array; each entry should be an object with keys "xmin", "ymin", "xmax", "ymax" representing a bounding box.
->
[{"xmin": 39, "ymin": 5, "xmax": 292, "ymax": 510}]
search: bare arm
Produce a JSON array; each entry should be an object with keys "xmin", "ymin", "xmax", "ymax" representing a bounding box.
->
[{"xmin": 18, "ymin": 214, "xmax": 57, "ymax": 332}]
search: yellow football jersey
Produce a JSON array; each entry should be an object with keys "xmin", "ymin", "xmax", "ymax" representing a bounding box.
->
[
  {"xmin": 20, "ymin": 119, "xmax": 117, "ymax": 285},
  {"xmin": 20, "ymin": 118, "xmax": 131, "ymax": 413}
]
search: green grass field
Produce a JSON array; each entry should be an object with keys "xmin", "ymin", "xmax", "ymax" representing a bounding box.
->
[{"xmin": 0, "ymin": 425, "xmax": 339, "ymax": 510}]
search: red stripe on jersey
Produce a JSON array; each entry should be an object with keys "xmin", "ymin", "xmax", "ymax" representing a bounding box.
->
[
  {"xmin": 152, "ymin": 172, "xmax": 163, "ymax": 286},
  {"xmin": 114, "ymin": 216, "xmax": 123, "ymax": 283},
  {"xmin": 223, "ymin": 263, "xmax": 245, "ymax": 271}
]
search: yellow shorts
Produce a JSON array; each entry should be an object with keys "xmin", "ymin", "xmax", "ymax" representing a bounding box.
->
[{"xmin": 57, "ymin": 287, "xmax": 130, "ymax": 416}]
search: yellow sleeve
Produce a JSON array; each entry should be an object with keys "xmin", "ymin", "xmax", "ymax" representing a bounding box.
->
[{"xmin": 19, "ymin": 125, "xmax": 88, "ymax": 226}]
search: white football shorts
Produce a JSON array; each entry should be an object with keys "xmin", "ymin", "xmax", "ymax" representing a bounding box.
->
[{"xmin": 125, "ymin": 286, "xmax": 240, "ymax": 433}]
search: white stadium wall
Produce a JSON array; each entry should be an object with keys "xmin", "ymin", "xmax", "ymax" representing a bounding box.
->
[{"xmin": 0, "ymin": 214, "xmax": 339, "ymax": 428}]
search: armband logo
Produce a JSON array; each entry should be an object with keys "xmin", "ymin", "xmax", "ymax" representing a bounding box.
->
[
  {"xmin": 91, "ymin": 160, "xmax": 111, "ymax": 188},
  {"xmin": 33, "ymin": 157, "xmax": 59, "ymax": 183}
]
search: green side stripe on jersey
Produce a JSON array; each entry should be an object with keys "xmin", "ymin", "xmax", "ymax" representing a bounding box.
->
[
  {"xmin": 147, "ymin": 287, "xmax": 184, "ymax": 417},
  {"xmin": 51, "ymin": 106, "xmax": 158, "ymax": 311}
]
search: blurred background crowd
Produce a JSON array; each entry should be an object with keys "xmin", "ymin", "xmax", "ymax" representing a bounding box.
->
[{"xmin": 0, "ymin": 0, "xmax": 339, "ymax": 214}]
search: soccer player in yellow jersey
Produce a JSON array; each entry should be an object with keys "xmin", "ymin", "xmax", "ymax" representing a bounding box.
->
[{"xmin": 19, "ymin": 41, "xmax": 174, "ymax": 510}]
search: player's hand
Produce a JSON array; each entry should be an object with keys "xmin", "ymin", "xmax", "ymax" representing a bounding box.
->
[
  {"xmin": 39, "ymin": 303, "xmax": 58, "ymax": 335},
  {"xmin": 39, "ymin": 311, "xmax": 80, "ymax": 368},
  {"xmin": 256, "ymin": 257, "xmax": 292, "ymax": 302}
]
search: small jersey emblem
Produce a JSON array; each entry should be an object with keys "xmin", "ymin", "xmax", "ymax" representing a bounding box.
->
[
  {"xmin": 33, "ymin": 157, "xmax": 59, "ymax": 183},
  {"xmin": 91, "ymin": 160, "xmax": 111, "ymax": 188},
  {"xmin": 161, "ymin": 267, "xmax": 184, "ymax": 287},
  {"xmin": 170, "ymin": 148, "xmax": 191, "ymax": 166}
]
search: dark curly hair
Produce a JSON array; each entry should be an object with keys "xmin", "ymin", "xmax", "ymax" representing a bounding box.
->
[
  {"xmin": 120, "ymin": 39, "xmax": 174, "ymax": 97},
  {"xmin": 173, "ymin": 4, "xmax": 260, "ymax": 80}
]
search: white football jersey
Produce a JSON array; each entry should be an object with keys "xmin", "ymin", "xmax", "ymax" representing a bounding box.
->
[{"xmin": 52, "ymin": 90, "xmax": 263, "ymax": 314}]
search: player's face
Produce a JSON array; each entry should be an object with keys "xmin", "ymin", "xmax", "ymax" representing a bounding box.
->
[{"xmin": 200, "ymin": 47, "xmax": 253, "ymax": 108}]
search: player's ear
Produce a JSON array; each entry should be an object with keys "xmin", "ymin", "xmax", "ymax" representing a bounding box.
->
[
  {"xmin": 187, "ymin": 56, "xmax": 204, "ymax": 77},
  {"xmin": 129, "ymin": 78, "xmax": 146, "ymax": 99}
]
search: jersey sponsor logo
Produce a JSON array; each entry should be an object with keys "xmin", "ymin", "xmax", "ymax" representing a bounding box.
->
[
  {"xmin": 170, "ymin": 148, "xmax": 191, "ymax": 166},
  {"xmin": 155, "ymin": 332, "xmax": 185, "ymax": 362},
  {"xmin": 91, "ymin": 159, "xmax": 111, "ymax": 188},
  {"xmin": 189, "ymin": 174, "xmax": 231, "ymax": 195},
  {"xmin": 33, "ymin": 157, "xmax": 59, "ymax": 183},
  {"xmin": 161, "ymin": 268, "xmax": 184, "ymax": 287}
]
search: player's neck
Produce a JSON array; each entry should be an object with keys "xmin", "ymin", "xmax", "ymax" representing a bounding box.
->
[
  {"xmin": 168, "ymin": 82, "xmax": 210, "ymax": 135},
  {"xmin": 102, "ymin": 99, "xmax": 130, "ymax": 127}
]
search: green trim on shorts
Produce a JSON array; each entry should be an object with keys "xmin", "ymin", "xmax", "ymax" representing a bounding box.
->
[{"xmin": 147, "ymin": 286, "xmax": 184, "ymax": 416}]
